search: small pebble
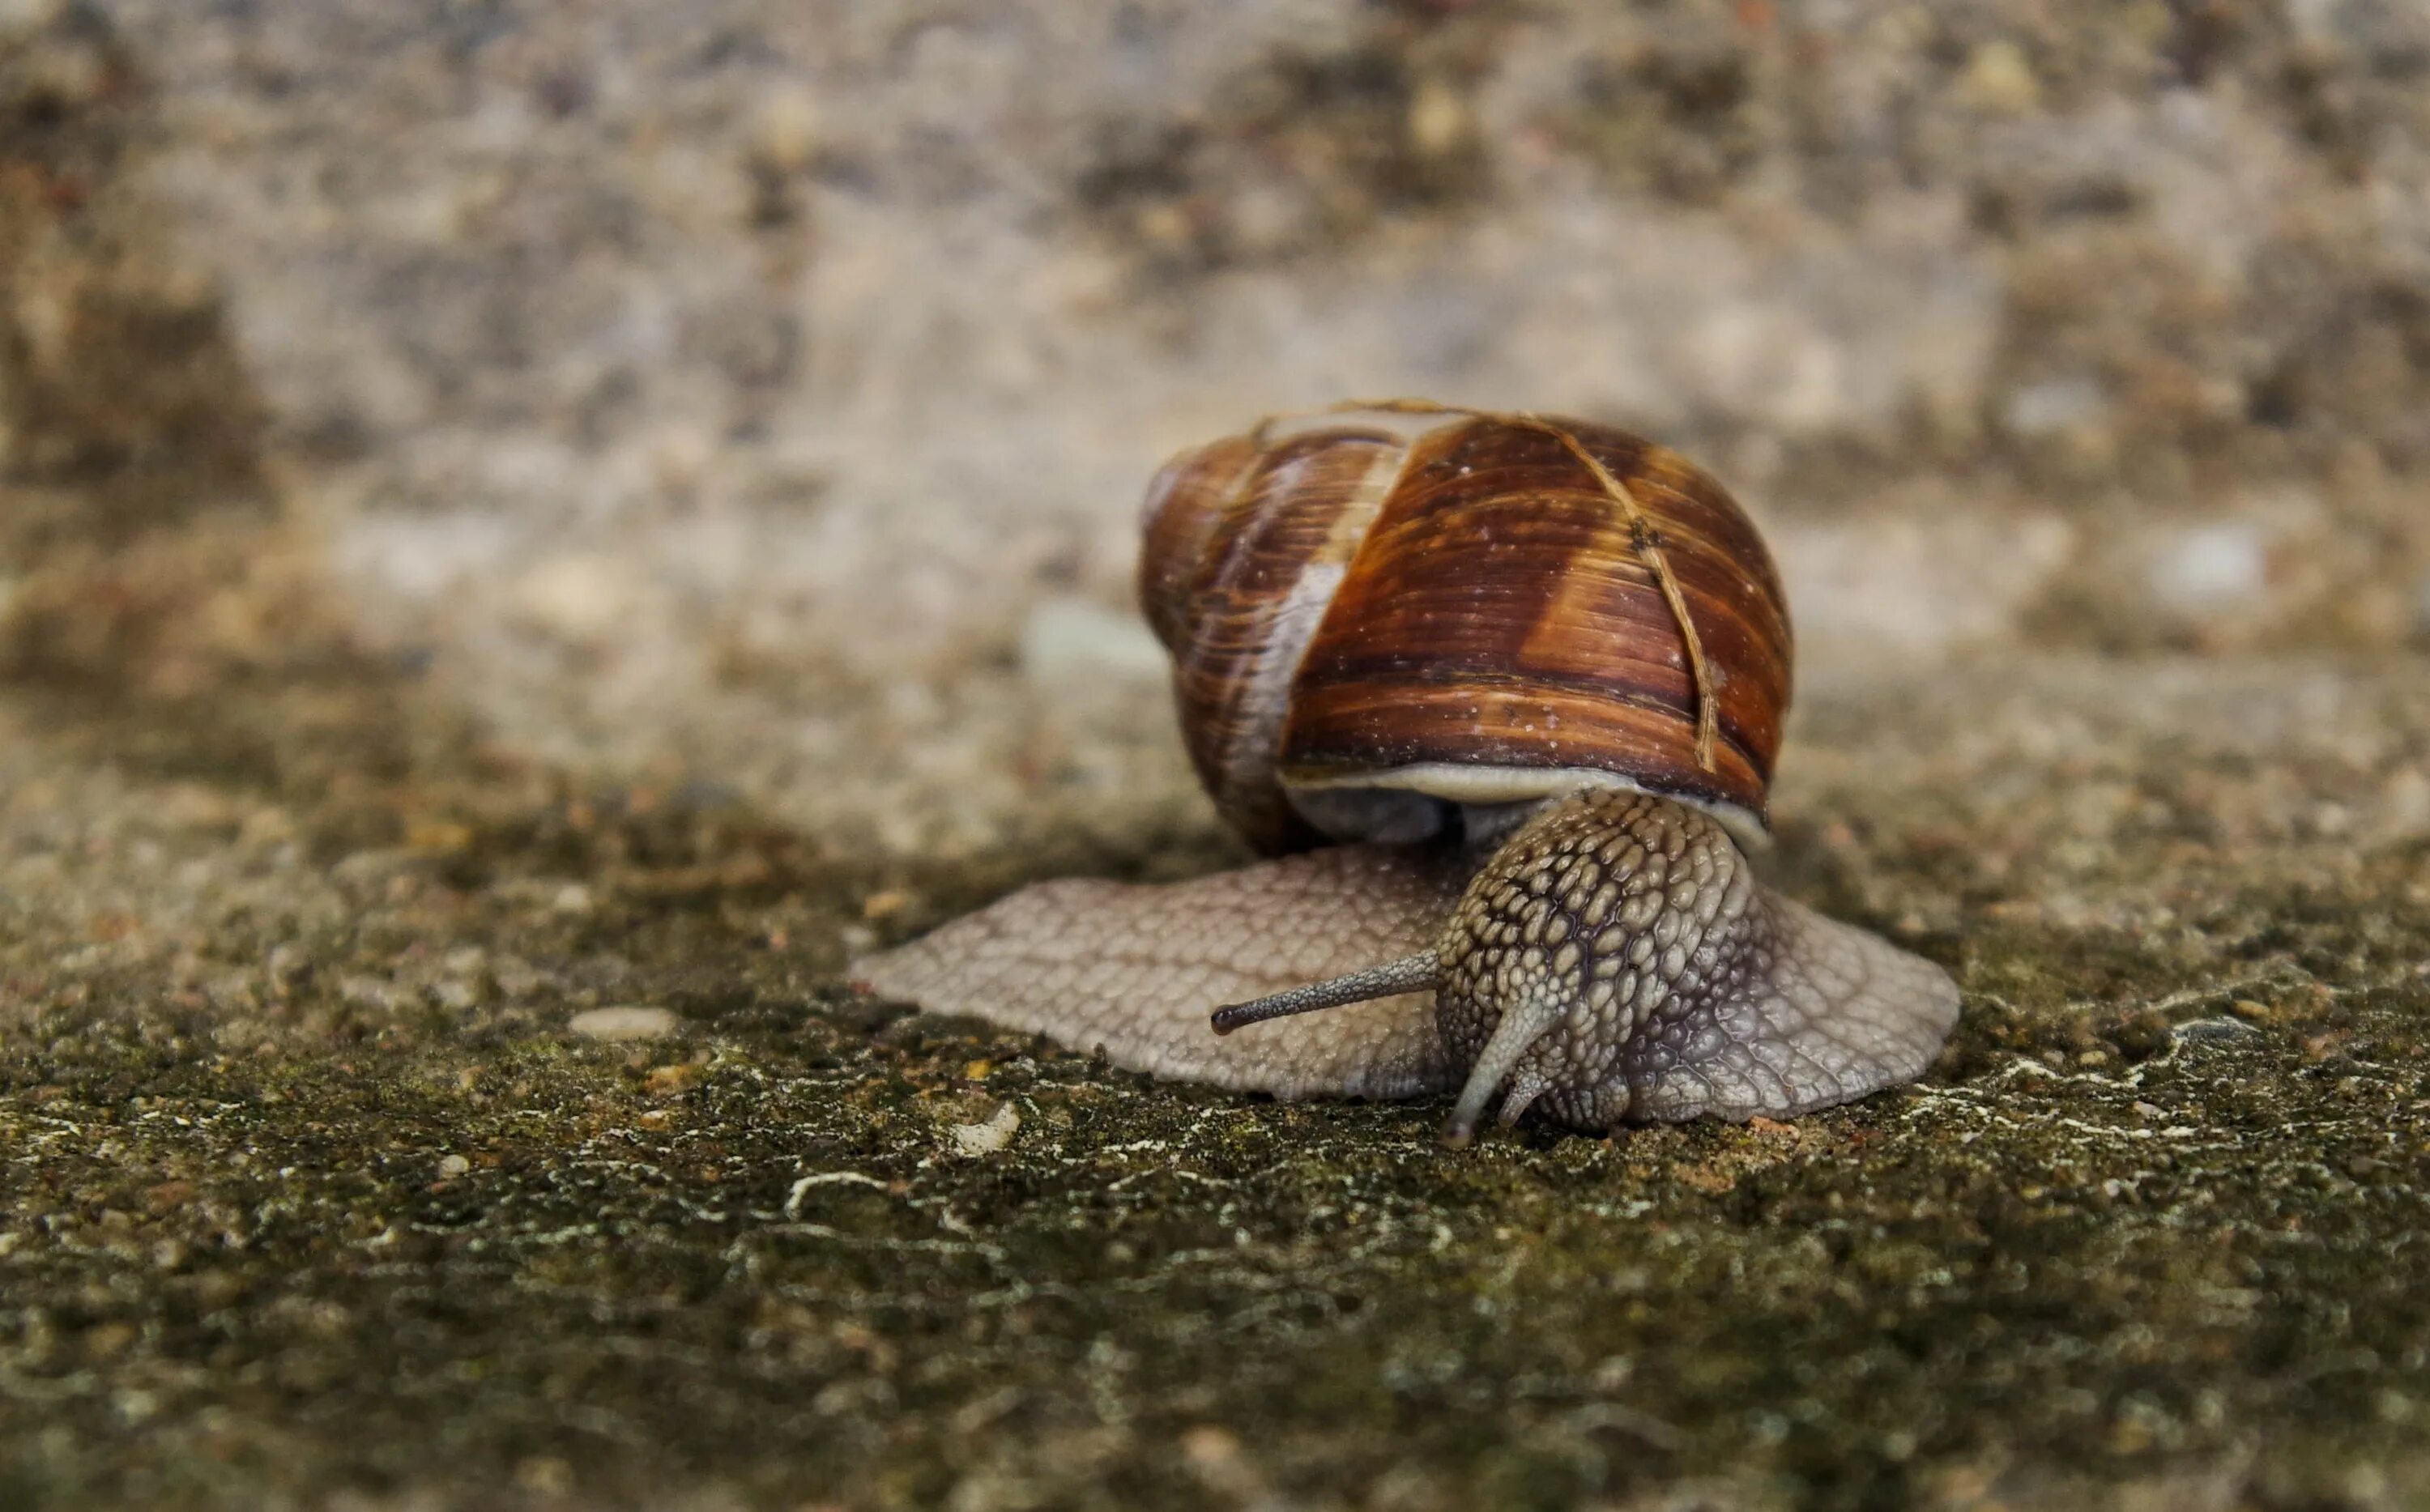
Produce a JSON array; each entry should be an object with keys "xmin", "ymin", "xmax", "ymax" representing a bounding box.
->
[
  {"xmin": 1957, "ymin": 39, "xmax": 2040, "ymax": 114},
  {"xmin": 749, "ymin": 88, "xmax": 823, "ymax": 174},
  {"xmin": 1181, "ymin": 1425, "xmax": 1245, "ymax": 1469},
  {"xmin": 2002, "ymin": 374, "xmax": 2104, "ymax": 438},
  {"xmin": 948, "ymin": 1102, "xmax": 1020, "ymax": 1156},
  {"xmin": 437, "ymin": 1154, "xmax": 471, "ymax": 1178},
  {"xmin": 569, "ymin": 1005, "xmax": 678, "ymax": 1041},
  {"xmin": 513, "ymin": 553, "xmax": 634, "ymax": 643},
  {"xmin": 2148, "ymin": 524, "xmax": 2267, "ymax": 617},
  {"xmin": 1406, "ymin": 76, "xmax": 1470, "ymax": 157},
  {"xmin": 1019, "ymin": 596, "xmax": 1166, "ymax": 684}
]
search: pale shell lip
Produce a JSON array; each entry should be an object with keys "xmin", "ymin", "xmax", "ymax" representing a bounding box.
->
[{"xmin": 1283, "ymin": 763, "xmax": 1773, "ymax": 854}]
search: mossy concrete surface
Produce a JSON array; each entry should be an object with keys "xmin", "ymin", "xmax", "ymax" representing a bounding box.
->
[
  {"xmin": 6, "ymin": 1, "xmax": 2430, "ymax": 1507},
  {"xmin": 2, "ymin": 652, "xmax": 2427, "ymax": 1511}
]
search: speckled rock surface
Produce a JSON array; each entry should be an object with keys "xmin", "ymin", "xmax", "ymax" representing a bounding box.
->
[
  {"xmin": 2, "ymin": 652, "xmax": 2427, "ymax": 1512},
  {"xmin": 5, "ymin": 2, "xmax": 2430, "ymax": 1509}
]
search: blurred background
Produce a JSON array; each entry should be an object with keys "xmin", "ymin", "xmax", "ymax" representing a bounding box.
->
[
  {"xmin": 9, "ymin": 7, "xmax": 2430, "ymax": 1507},
  {"xmin": 6, "ymin": 0, "xmax": 2428, "ymax": 864}
]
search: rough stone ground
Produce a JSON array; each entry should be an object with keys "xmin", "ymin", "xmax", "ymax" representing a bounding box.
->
[
  {"xmin": 5, "ymin": 2, "xmax": 2430, "ymax": 1509},
  {"xmin": 3, "ymin": 645, "xmax": 2428, "ymax": 1512}
]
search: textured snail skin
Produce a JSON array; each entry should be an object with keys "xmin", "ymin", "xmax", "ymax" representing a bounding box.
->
[
  {"xmin": 850, "ymin": 789, "xmax": 1959, "ymax": 1138},
  {"xmin": 850, "ymin": 844, "xmax": 1468, "ymax": 1102},
  {"xmin": 1426, "ymin": 789, "xmax": 1959, "ymax": 1141}
]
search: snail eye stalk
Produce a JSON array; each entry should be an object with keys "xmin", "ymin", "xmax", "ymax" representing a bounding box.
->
[{"xmin": 1209, "ymin": 952, "xmax": 1441, "ymax": 1035}]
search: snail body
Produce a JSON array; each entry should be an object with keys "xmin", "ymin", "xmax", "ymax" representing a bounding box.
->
[{"xmin": 855, "ymin": 402, "xmax": 1959, "ymax": 1142}]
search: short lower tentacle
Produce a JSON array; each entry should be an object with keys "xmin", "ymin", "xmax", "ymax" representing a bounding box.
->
[
  {"xmin": 1494, "ymin": 1067, "xmax": 1554, "ymax": 1130},
  {"xmin": 1441, "ymin": 995, "xmax": 1564, "ymax": 1147}
]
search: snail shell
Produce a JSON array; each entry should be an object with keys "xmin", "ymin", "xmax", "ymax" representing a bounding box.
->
[
  {"xmin": 1139, "ymin": 402, "xmax": 1788, "ymax": 853},
  {"xmin": 855, "ymin": 402, "xmax": 1959, "ymax": 1143}
]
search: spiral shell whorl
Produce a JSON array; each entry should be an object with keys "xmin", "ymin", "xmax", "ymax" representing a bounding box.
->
[
  {"xmin": 1139, "ymin": 409, "xmax": 1795, "ymax": 853},
  {"xmin": 1138, "ymin": 424, "xmax": 1409, "ymax": 850}
]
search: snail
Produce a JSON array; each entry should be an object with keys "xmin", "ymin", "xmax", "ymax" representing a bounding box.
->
[{"xmin": 853, "ymin": 401, "xmax": 1959, "ymax": 1144}]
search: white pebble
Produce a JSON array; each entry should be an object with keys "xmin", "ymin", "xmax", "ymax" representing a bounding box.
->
[
  {"xmin": 948, "ymin": 1102, "xmax": 1021, "ymax": 1156},
  {"xmin": 437, "ymin": 1154, "xmax": 471, "ymax": 1178},
  {"xmin": 569, "ymin": 1005, "xmax": 679, "ymax": 1041},
  {"xmin": 2002, "ymin": 374, "xmax": 2105, "ymax": 437},
  {"xmin": 1019, "ymin": 597, "xmax": 1166, "ymax": 684},
  {"xmin": 2148, "ymin": 524, "xmax": 2267, "ymax": 615}
]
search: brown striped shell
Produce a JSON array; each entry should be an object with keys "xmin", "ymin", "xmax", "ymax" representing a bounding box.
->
[{"xmin": 1137, "ymin": 403, "xmax": 1793, "ymax": 854}]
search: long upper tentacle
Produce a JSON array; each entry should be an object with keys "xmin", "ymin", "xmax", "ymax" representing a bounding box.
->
[{"xmin": 851, "ymin": 845, "xmax": 1465, "ymax": 1102}]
